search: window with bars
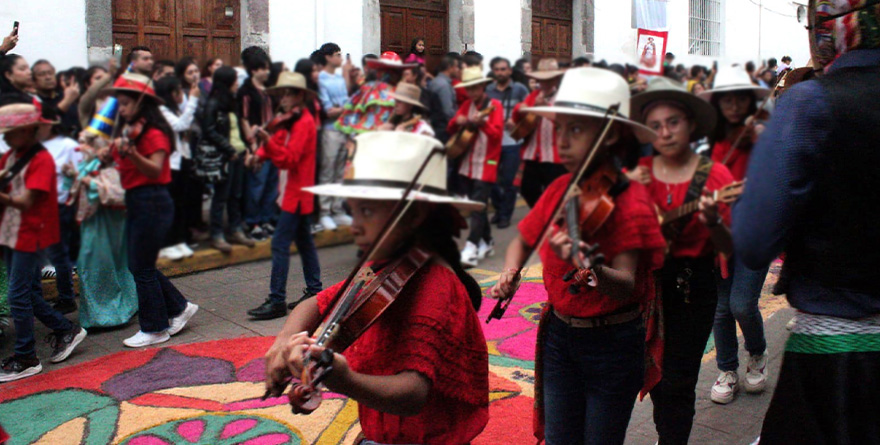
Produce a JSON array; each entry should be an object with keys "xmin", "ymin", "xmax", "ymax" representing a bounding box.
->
[{"xmin": 689, "ymin": 0, "xmax": 722, "ymax": 56}]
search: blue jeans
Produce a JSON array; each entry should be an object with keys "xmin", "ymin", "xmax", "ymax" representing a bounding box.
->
[
  {"xmin": 269, "ymin": 210, "xmax": 322, "ymax": 304},
  {"xmin": 543, "ymin": 314, "xmax": 645, "ymax": 445},
  {"xmin": 6, "ymin": 248, "xmax": 72, "ymax": 357},
  {"xmin": 713, "ymin": 255, "xmax": 769, "ymax": 371},
  {"xmin": 42, "ymin": 203, "xmax": 76, "ymax": 301},
  {"xmin": 210, "ymin": 157, "xmax": 246, "ymax": 238},
  {"xmin": 245, "ymin": 161, "xmax": 279, "ymax": 226},
  {"xmin": 125, "ymin": 186, "xmax": 188, "ymax": 333},
  {"xmin": 490, "ymin": 144, "xmax": 521, "ymax": 222}
]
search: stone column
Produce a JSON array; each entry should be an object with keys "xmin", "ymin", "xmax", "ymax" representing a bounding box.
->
[
  {"xmin": 449, "ymin": 0, "xmax": 475, "ymax": 53},
  {"xmin": 85, "ymin": 0, "xmax": 113, "ymax": 65},
  {"xmin": 242, "ymin": 0, "xmax": 270, "ymax": 51},
  {"xmin": 521, "ymin": 0, "xmax": 532, "ymax": 56},
  {"xmin": 572, "ymin": 0, "xmax": 595, "ymax": 57},
  {"xmin": 363, "ymin": 0, "xmax": 381, "ymax": 55}
]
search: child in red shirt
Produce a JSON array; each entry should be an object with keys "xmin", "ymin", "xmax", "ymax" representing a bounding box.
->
[
  {"xmin": 247, "ymin": 72, "xmax": 323, "ymax": 320},
  {"xmin": 263, "ymin": 132, "xmax": 489, "ymax": 445},
  {"xmin": 0, "ymin": 101, "xmax": 86, "ymax": 383}
]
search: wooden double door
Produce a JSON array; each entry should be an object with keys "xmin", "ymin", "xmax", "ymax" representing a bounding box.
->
[
  {"xmin": 532, "ymin": 0, "xmax": 572, "ymax": 63},
  {"xmin": 380, "ymin": 0, "xmax": 448, "ymax": 74},
  {"xmin": 112, "ymin": 0, "xmax": 241, "ymax": 67}
]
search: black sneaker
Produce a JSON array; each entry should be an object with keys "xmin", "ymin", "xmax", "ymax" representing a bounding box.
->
[
  {"xmin": 250, "ymin": 225, "xmax": 268, "ymax": 241},
  {"xmin": 0, "ymin": 355, "xmax": 42, "ymax": 382},
  {"xmin": 247, "ymin": 299, "xmax": 287, "ymax": 320},
  {"xmin": 491, "ymin": 213, "xmax": 501, "ymax": 225},
  {"xmin": 47, "ymin": 324, "xmax": 87, "ymax": 363},
  {"xmin": 262, "ymin": 223, "xmax": 276, "ymax": 235},
  {"xmin": 287, "ymin": 289, "xmax": 320, "ymax": 310},
  {"xmin": 51, "ymin": 298, "xmax": 78, "ymax": 315},
  {"xmin": 497, "ymin": 218, "xmax": 511, "ymax": 229}
]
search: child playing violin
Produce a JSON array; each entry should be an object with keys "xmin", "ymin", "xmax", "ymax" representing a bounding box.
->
[
  {"xmin": 489, "ymin": 68, "xmax": 665, "ymax": 445},
  {"xmin": 264, "ymin": 132, "xmax": 489, "ymax": 445},
  {"xmin": 246, "ymin": 72, "xmax": 323, "ymax": 321}
]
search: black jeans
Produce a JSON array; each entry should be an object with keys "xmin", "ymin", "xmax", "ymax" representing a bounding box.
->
[
  {"xmin": 461, "ymin": 176, "xmax": 492, "ymax": 245},
  {"xmin": 522, "ymin": 161, "xmax": 568, "ymax": 208},
  {"xmin": 490, "ymin": 144, "xmax": 521, "ymax": 222},
  {"xmin": 650, "ymin": 256, "xmax": 719, "ymax": 445},
  {"xmin": 125, "ymin": 185, "xmax": 188, "ymax": 333},
  {"xmin": 210, "ymin": 157, "xmax": 246, "ymax": 238},
  {"xmin": 42, "ymin": 203, "xmax": 76, "ymax": 301}
]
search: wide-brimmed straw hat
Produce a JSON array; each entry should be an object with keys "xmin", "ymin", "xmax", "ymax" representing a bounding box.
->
[
  {"xmin": 267, "ymin": 72, "xmax": 317, "ymax": 96},
  {"xmin": 388, "ymin": 83, "xmax": 427, "ymax": 110},
  {"xmin": 108, "ymin": 72, "xmax": 164, "ymax": 104},
  {"xmin": 454, "ymin": 66, "xmax": 493, "ymax": 89},
  {"xmin": 699, "ymin": 66, "xmax": 770, "ymax": 101},
  {"xmin": 366, "ymin": 51, "xmax": 418, "ymax": 70},
  {"xmin": 304, "ymin": 132, "xmax": 484, "ymax": 211},
  {"xmin": 521, "ymin": 67, "xmax": 657, "ymax": 141},
  {"xmin": 0, "ymin": 102, "xmax": 59, "ymax": 134},
  {"xmin": 527, "ymin": 58, "xmax": 566, "ymax": 80},
  {"xmin": 631, "ymin": 77, "xmax": 717, "ymax": 141}
]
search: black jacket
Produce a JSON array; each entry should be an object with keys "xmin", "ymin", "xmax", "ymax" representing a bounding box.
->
[{"xmin": 200, "ymin": 96, "xmax": 239, "ymax": 157}]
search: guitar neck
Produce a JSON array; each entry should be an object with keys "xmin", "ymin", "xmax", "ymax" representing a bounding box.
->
[{"xmin": 664, "ymin": 200, "xmax": 701, "ymax": 224}]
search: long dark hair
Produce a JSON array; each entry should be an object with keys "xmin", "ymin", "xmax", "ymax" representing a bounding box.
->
[
  {"xmin": 154, "ymin": 76, "xmax": 182, "ymax": 115},
  {"xmin": 409, "ymin": 37, "xmax": 425, "ymax": 56},
  {"xmin": 0, "ymin": 54, "xmax": 25, "ymax": 94},
  {"xmin": 202, "ymin": 57, "xmax": 223, "ymax": 79},
  {"xmin": 210, "ymin": 66, "xmax": 238, "ymax": 112},
  {"xmin": 175, "ymin": 57, "xmax": 198, "ymax": 90},
  {"xmin": 118, "ymin": 91, "xmax": 176, "ymax": 151},
  {"xmin": 709, "ymin": 91, "xmax": 757, "ymax": 145},
  {"xmin": 293, "ymin": 58, "xmax": 318, "ymax": 117},
  {"xmin": 82, "ymin": 65, "xmax": 108, "ymax": 90}
]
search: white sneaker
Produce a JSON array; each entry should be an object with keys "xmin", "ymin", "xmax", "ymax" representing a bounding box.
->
[
  {"xmin": 123, "ymin": 330, "xmax": 170, "ymax": 348},
  {"xmin": 478, "ymin": 239, "xmax": 495, "ymax": 260},
  {"xmin": 42, "ymin": 266, "xmax": 57, "ymax": 279},
  {"xmin": 159, "ymin": 246, "xmax": 185, "ymax": 261},
  {"xmin": 744, "ymin": 351, "xmax": 768, "ymax": 393},
  {"xmin": 711, "ymin": 371, "xmax": 739, "ymax": 404},
  {"xmin": 319, "ymin": 215, "xmax": 338, "ymax": 231},
  {"xmin": 176, "ymin": 243, "xmax": 195, "ymax": 258},
  {"xmin": 310, "ymin": 223, "xmax": 325, "ymax": 234},
  {"xmin": 461, "ymin": 241, "xmax": 479, "ymax": 268},
  {"xmin": 168, "ymin": 302, "xmax": 199, "ymax": 336},
  {"xmin": 332, "ymin": 214, "xmax": 353, "ymax": 226}
]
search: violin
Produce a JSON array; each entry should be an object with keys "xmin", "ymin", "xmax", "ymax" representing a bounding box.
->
[
  {"xmin": 114, "ymin": 118, "xmax": 146, "ymax": 159},
  {"xmin": 487, "ymin": 104, "xmax": 622, "ymax": 323},
  {"xmin": 264, "ymin": 107, "xmax": 301, "ymax": 134}
]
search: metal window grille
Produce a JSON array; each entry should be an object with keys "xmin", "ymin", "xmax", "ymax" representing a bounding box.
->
[{"xmin": 689, "ymin": 0, "xmax": 722, "ymax": 56}]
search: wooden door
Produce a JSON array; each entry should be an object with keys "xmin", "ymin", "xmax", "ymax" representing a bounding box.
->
[
  {"xmin": 532, "ymin": 0, "xmax": 572, "ymax": 63},
  {"xmin": 380, "ymin": 0, "xmax": 448, "ymax": 74},
  {"xmin": 113, "ymin": 0, "xmax": 241, "ymax": 68}
]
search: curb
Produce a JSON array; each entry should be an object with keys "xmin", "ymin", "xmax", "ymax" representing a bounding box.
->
[{"xmin": 41, "ymin": 226, "xmax": 354, "ymax": 300}]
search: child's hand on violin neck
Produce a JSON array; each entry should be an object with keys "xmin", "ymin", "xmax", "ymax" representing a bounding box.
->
[
  {"xmin": 264, "ymin": 339, "xmax": 293, "ymax": 398},
  {"xmin": 283, "ymin": 332, "xmax": 351, "ymax": 391}
]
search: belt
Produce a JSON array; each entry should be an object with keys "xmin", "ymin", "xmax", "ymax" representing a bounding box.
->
[{"xmin": 552, "ymin": 307, "xmax": 642, "ymax": 329}]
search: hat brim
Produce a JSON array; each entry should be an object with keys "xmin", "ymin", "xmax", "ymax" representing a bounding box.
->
[
  {"xmin": 699, "ymin": 85, "xmax": 770, "ymax": 101},
  {"xmin": 454, "ymin": 78, "xmax": 493, "ymax": 89},
  {"xmin": 526, "ymin": 70, "xmax": 566, "ymax": 80},
  {"xmin": 366, "ymin": 60, "xmax": 419, "ymax": 70},
  {"xmin": 303, "ymin": 184, "xmax": 485, "ymax": 212},
  {"xmin": 0, "ymin": 118, "xmax": 60, "ymax": 134},
  {"xmin": 388, "ymin": 93, "xmax": 427, "ymax": 110},
  {"xmin": 266, "ymin": 85, "xmax": 317, "ymax": 97},
  {"xmin": 630, "ymin": 90, "xmax": 718, "ymax": 141},
  {"xmin": 109, "ymin": 87, "xmax": 165, "ymax": 105},
  {"xmin": 522, "ymin": 105, "xmax": 658, "ymax": 142}
]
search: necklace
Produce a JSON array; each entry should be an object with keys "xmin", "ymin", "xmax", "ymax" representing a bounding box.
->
[{"xmin": 658, "ymin": 154, "xmax": 696, "ymax": 206}]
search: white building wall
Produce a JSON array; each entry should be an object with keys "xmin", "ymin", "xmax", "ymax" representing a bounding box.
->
[
  {"xmin": 593, "ymin": 0, "xmax": 639, "ymax": 65},
  {"xmin": 0, "ymin": 1, "xmax": 88, "ymax": 69},
  {"xmin": 473, "ymin": 0, "xmax": 522, "ymax": 68},
  {"xmin": 269, "ymin": 0, "xmax": 365, "ymax": 67}
]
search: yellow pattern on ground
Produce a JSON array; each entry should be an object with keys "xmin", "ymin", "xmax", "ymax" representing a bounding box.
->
[{"xmin": 34, "ymin": 417, "xmax": 86, "ymax": 445}]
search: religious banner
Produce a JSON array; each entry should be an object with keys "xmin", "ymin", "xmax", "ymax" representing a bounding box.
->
[{"xmin": 637, "ymin": 29, "xmax": 668, "ymax": 75}]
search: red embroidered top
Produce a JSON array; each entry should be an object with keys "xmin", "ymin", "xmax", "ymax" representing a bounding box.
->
[
  {"xmin": 513, "ymin": 90, "xmax": 559, "ymax": 163},
  {"xmin": 447, "ymin": 98, "xmax": 504, "ymax": 183},
  {"xmin": 316, "ymin": 262, "xmax": 489, "ymax": 445},
  {"xmin": 114, "ymin": 127, "xmax": 172, "ymax": 189},
  {"xmin": 0, "ymin": 146, "xmax": 60, "ymax": 252},
  {"xmin": 452, "ymin": 79, "xmax": 468, "ymax": 106},
  {"xmin": 639, "ymin": 156, "xmax": 734, "ymax": 258},
  {"xmin": 256, "ymin": 110, "xmax": 317, "ymax": 215},
  {"xmin": 710, "ymin": 139, "xmax": 750, "ymax": 181},
  {"xmin": 518, "ymin": 173, "xmax": 666, "ymax": 318}
]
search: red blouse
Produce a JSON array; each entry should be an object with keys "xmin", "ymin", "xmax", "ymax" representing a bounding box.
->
[
  {"xmin": 447, "ymin": 98, "xmax": 504, "ymax": 183},
  {"xmin": 711, "ymin": 139, "xmax": 750, "ymax": 181},
  {"xmin": 316, "ymin": 262, "xmax": 489, "ymax": 444},
  {"xmin": 518, "ymin": 173, "xmax": 666, "ymax": 318},
  {"xmin": 114, "ymin": 127, "xmax": 172, "ymax": 189},
  {"xmin": 639, "ymin": 156, "xmax": 734, "ymax": 258},
  {"xmin": 256, "ymin": 110, "xmax": 317, "ymax": 215}
]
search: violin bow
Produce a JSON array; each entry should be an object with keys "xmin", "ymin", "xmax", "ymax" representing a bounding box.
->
[
  {"xmin": 721, "ymin": 79, "xmax": 786, "ymax": 165},
  {"xmin": 486, "ymin": 104, "xmax": 621, "ymax": 323}
]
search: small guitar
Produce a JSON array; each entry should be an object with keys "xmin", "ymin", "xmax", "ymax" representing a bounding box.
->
[
  {"xmin": 659, "ymin": 180, "xmax": 744, "ymax": 241},
  {"xmin": 510, "ymin": 112, "xmax": 539, "ymax": 140},
  {"xmin": 445, "ymin": 105, "xmax": 496, "ymax": 159},
  {"xmin": 396, "ymin": 114, "xmax": 423, "ymax": 132}
]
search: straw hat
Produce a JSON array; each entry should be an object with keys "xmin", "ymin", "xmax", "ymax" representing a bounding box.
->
[
  {"xmin": 527, "ymin": 58, "xmax": 566, "ymax": 80},
  {"xmin": 388, "ymin": 83, "xmax": 427, "ymax": 110},
  {"xmin": 267, "ymin": 72, "xmax": 317, "ymax": 96},
  {"xmin": 521, "ymin": 67, "xmax": 657, "ymax": 141},
  {"xmin": 108, "ymin": 72, "xmax": 164, "ymax": 104},
  {"xmin": 304, "ymin": 132, "xmax": 484, "ymax": 211},
  {"xmin": 630, "ymin": 77, "xmax": 717, "ymax": 141},
  {"xmin": 0, "ymin": 102, "xmax": 59, "ymax": 134},
  {"xmin": 454, "ymin": 66, "xmax": 493, "ymax": 89},
  {"xmin": 699, "ymin": 66, "xmax": 770, "ymax": 101},
  {"xmin": 365, "ymin": 51, "xmax": 418, "ymax": 70}
]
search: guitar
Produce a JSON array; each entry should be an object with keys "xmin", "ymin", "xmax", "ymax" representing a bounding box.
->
[
  {"xmin": 658, "ymin": 180, "xmax": 745, "ymax": 242},
  {"xmin": 509, "ymin": 112, "xmax": 539, "ymax": 140},
  {"xmin": 445, "ymin": 105, "xmax": 496, "ymax": 159}
]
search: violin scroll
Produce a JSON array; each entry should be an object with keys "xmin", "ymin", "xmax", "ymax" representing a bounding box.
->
[{"xmin": 288, "ymin": 349, "xmax": 335, "ymax": 414}]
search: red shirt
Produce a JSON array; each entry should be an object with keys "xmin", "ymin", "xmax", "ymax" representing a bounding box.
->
[
  {"xmin": 0, "ymin": 146, "xmax": 60, "ymax": 252},
  {"xmin": 452, "ymin": 79, "xmax": 468, "ymax": 106},
  {"xmin": 114, "ymin": 127, "xmax": 172, "ymax": 189},
  {"xmin": 518, "ymin": 173, "xmax": 666, "ymax": 318},
  {"xmin": 639, "ymin": 156, "xmax": 734, "ymax": 258},
  {"xmin": 513, "ymin": 90, "xmax": 559, "ymax": 163},
  {"xmin": 257, "ymin": 110, "xmax": 317, "ymax": 215},
  {"xmin": 316, "ymin": 262, "xmax": 489, "ymax": 444},
  {"xmin": 447, "ymin": 98, "xmax": 504, "ymax": 183},
  {"xmin": 711, "ymin": 140, "xmax": 750, "ymax": 181}
]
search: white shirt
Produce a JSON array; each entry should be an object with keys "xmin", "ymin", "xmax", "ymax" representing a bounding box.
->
[
  {"xmin": 160, "ymin": 94, "xmax": 199, "ymax": 170},
  {"xmin": 42, "ymin": 135, "xmax": 83, "ymax": 204}
]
